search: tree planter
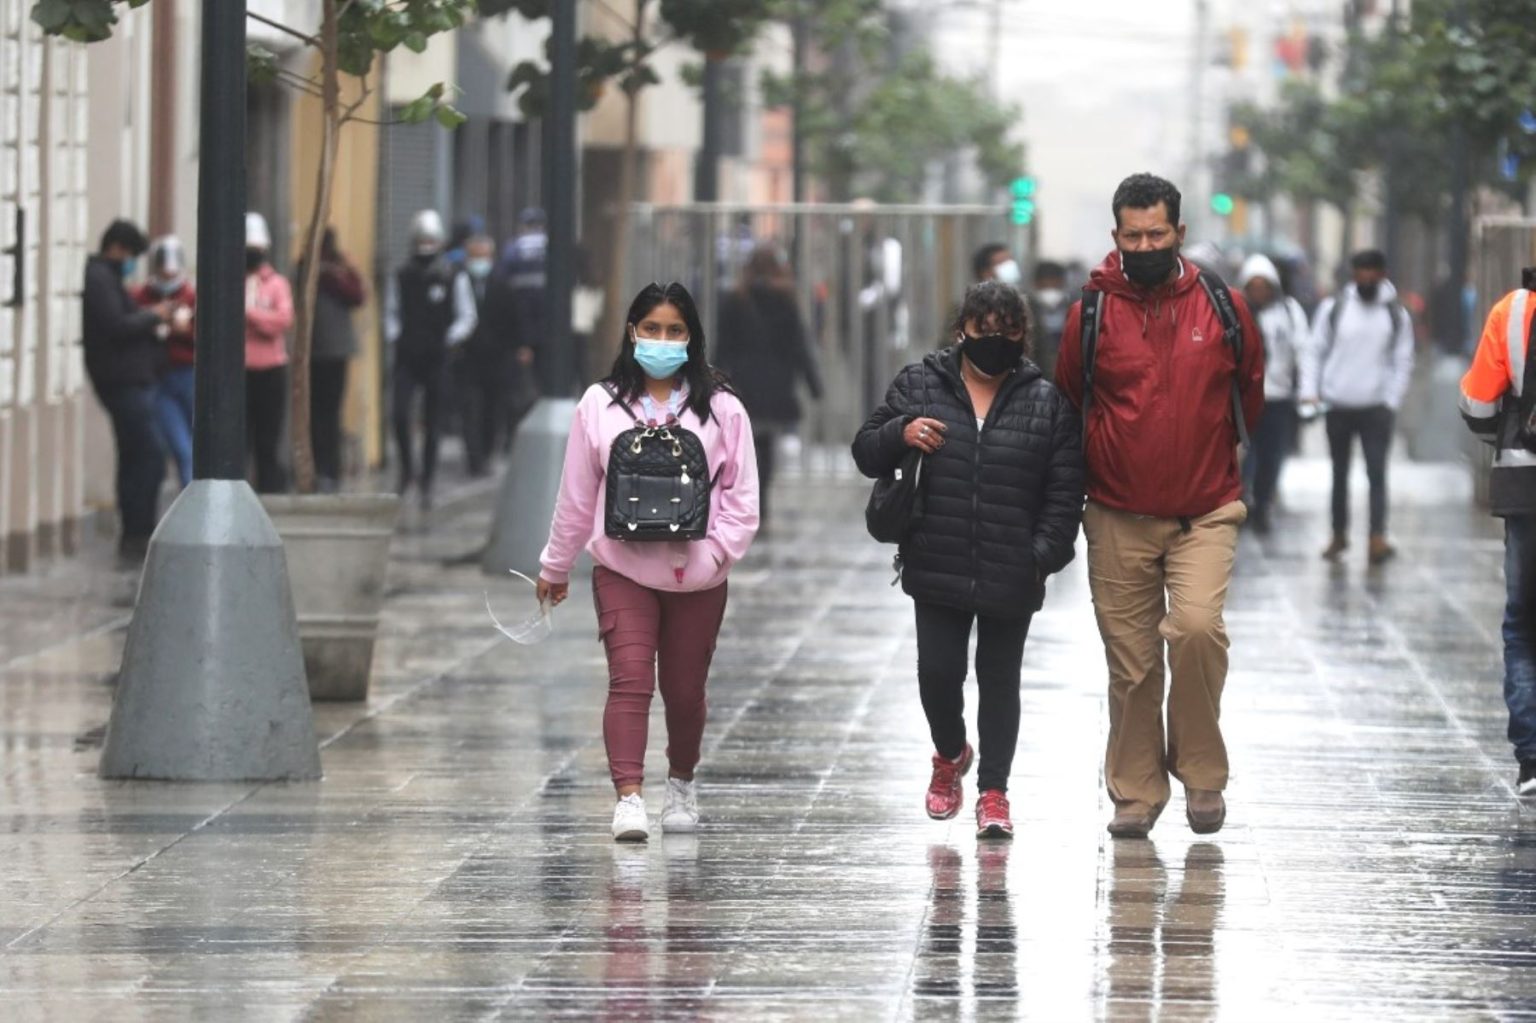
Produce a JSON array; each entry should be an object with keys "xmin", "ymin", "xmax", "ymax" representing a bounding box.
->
[{"xmin": 261, "ymin": 494, "xmax": 399, "ymax": 701}]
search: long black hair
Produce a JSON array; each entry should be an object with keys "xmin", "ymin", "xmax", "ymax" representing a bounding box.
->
[{"xmin": 605, "ymin": 281, "xmax": 735, "ymax": 423}]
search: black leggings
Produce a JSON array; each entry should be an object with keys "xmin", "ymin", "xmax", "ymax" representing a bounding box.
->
[
  {"xmin": 914, "ymin": 602, "xmax": 1032, "ymax": 793},
  {"xmin": 246, "ymin": 367, "xmax": 289, "ymax": 494},
  {"xmin": 393, "ymin": 358, "xmax": 446, "ymax": 494},
  {"xmin": 310, "ymin": 357, "xmax": 349, "ymax": 485}
]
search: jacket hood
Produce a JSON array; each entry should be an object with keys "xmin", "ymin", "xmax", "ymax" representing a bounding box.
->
[
  {"xmin": 1239, "ymin": 254, "xmax": 1282, "ymax": 289},
  {"xmin": 1088, "ymin": 249, "xmax": 1203, "ymax": 302},
  {"xmin": 1343, "ymin": 279, "xmax": 1399, "ymax": 305},
  {"xmin": 926, "ymin": 344, "xmax": 1042, "ymax": 389}
]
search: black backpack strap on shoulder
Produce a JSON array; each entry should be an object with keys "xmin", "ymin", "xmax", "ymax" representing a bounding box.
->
[
  {"xmin": 1079, "ymin": 289, "xmax": 1104, "ymax": 419},
  {"xmin": 601, "ymin": 382, "xmax": 641, "ymax": 424},
  {"xmin": 1195, "ymin": 271, "xmax": 1251, "ymax": 450}
]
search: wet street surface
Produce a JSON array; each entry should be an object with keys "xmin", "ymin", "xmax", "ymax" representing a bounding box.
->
[{"xmin": 1, "ymin": 453, "xmax": 1533, "ymax": 1020}]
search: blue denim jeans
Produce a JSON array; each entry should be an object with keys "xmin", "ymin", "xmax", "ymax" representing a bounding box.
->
[
  {"xmin": 1503, "ymin": 516, "xmax": 1536, "ymax": 763},
  {"xmin": 156, "ymin": 365, "xmax": 195, "ymax": 488}
]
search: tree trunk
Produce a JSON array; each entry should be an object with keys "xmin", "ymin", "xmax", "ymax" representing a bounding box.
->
[
  {"xmin": 595, "ymin": 2, "xmax": 648, "ymax": 378},
  {"xmin": 291, "ymin": 0, "xmax": 342, "ymax": 494}
]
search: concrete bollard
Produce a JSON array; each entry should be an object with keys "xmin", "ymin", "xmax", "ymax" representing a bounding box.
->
[
  {"xmin": 483, "ymin": 397, "xmax": 581, "ymax": 577},
  {"xmin": 99, "ymin": 480, "xmax": 322, "ymax": 782}
]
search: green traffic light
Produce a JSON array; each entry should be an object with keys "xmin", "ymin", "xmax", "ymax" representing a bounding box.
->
[
  {"xmin": 1211, "ymin": 193, "xmax": 1236, "ymax": 216},
  {"xmin": 1010, "ymin": 176, "xmax": 1037, "ymax": 199}
]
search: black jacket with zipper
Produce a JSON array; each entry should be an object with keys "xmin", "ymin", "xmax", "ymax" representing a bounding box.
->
[{"xmin": 852, "ymin": 346, "xmax": 1085, "ymax": 618}]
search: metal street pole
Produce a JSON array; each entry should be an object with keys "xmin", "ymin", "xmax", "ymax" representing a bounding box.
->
[
  {"xmin": 695, "ymin": 57, "xmax": 722, "ymax": 202},
  {"xmin": 193, "ymin": 2, "xmax": 249, "ymax": 481},
  {"xmin": 791, "ymin": 6, "xmax": 807, "ymax": 270},
  {"xmin": 484, "ymin": 0, "xmax": 582, "ymax": 576},
  {"xmin": 1449, "ymin": 0, "xmax": 1471, "ymax": 351},
  {"xmin": 544, "ymin": 0, "xmax": 577, "ymax": 397},
  {"xmin": 99, "ymin": 0, "xmax": 320, "ymax": 782},
  {"xmin": 1383, "ymin": 0, "xmax": 1402, "ymax": 269}
]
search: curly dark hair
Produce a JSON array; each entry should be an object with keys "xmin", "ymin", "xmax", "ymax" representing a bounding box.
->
[
  {"xmin": 1113, "ymin": 173, "xmax": 1183, "ymax": 228},
  {"xmin": 951, "ymin": 280, "xmax": 1032, "ymax": 356}
]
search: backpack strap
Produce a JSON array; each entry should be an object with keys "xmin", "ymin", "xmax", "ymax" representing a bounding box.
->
[
  {"xmin": 1079, "ymin": 289, "xmax": 1104, "ymax": 419},
  {"xmin": 1194, "ymin": 270, "xmax": 1252, "ymax": 449},
  {"xmin": 601, "ymin": 382, "xmax": 641, "ymax": 424},
  {"xmin": 1328, "ymin": 295, "xmax": 1407, "ymax": 373}
]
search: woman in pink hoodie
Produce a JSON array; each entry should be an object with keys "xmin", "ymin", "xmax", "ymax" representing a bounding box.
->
[
  {"xmin": 538, "ymin": 282, "xmax": 760, "ymax": 842},
  {"xmin": 244, "ymin": 212, "xmax": 294, "ymax": 493}
]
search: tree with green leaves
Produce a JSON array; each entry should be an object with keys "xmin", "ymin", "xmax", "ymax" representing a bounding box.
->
[
  {"xmin": 760, "ymin": 1, "xmax": 1025, "ymax": 202},
  {"xmin": 34, "ymin": 0, "xmax": 474, "ymax": 494},
  {"xmin": 1231, "ymin": 0, "xmax": 1536, "ymax": 263}
]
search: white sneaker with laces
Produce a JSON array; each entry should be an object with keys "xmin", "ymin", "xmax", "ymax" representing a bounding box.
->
[
  {"xmin": 661, "ymin": 777, "xmax": 700, "ymax": 833},
  {"xmin": 612, "ymin": 793, "xmax": 649, "ymax": 842}
]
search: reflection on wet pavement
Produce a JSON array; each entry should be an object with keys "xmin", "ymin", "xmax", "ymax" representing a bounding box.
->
[{"xmin": 0, "ymin": 458, "xmax": 1533, "ymax": 1019}]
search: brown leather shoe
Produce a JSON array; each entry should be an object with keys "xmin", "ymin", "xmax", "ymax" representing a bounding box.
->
[
  {"xmin": 1107, "ymin": 802, "xmax": 1164, "ymax": 839},
  {"xmin": 1185, "ymin": 788, "xmax": 1226, "ymax": 835},
  {"xmin": 1321, "ymin": 535, "xmax": 1348, "ymax": 562},
  {"xmin": 1368, "ymin": 534, "xmax": 1397, "ymax": 566}
]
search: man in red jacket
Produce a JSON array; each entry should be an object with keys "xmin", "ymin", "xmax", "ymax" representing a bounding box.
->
[{"xmin": 1055, "ymin": 174, "xmax": 1265, "ymax": 839}]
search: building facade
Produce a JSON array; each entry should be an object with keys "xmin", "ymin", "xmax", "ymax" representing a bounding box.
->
[{"xmin": 1, "ymin": 0, "xmax": 92, "ymax": 572}]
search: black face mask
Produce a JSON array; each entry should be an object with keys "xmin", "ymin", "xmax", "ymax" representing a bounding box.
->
[
  {"xmin": 1357, "ymin": 281, "xmax": 1381, "ymax": 303},
  {"xmin": 1122, "ymin": 247, "xmax": 1180, "ymax": 289},
  {"xmin": 245, "ymin": 248, "xmax": 266, "ymax": 272},
  {"xmin": 961, "ymin": 333, "xmax": 1020, "ymax": 377}
]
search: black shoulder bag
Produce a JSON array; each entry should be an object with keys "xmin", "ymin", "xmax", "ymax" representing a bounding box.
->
[{"xmin": 865, "ymin": 445, "xmax": 924, "ymax": 544}]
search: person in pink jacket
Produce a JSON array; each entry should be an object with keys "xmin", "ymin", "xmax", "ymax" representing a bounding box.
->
[
  {"xmin": 537, "ymin": 281, "xmax": 760, "ymax": 842},
  {"xmin": 245, "ymin": 212, "xmax": 294, "ymax": 493}
]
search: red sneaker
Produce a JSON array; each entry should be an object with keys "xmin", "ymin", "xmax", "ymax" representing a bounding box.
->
[
  {"xmin": 925, "ymin": 744, "xmax": 974, "ymax": 820},
  {"xmin": 976, "ymin": 789, "xmax": 1013, "ymax": 839}
]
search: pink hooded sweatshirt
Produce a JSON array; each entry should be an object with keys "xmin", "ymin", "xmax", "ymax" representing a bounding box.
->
[
  {"xmin": 245, "ymin": 265, "xmax": 293, "ymax": 371},
  {"xmin": 540, "ymin": 383, "xmax": 760, "ymax": 592}
]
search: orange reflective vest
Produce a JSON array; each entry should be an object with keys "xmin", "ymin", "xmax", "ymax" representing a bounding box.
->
[{"xmin": 1461, "ymin": 289, "xmax": 1536, "ymax": 515}]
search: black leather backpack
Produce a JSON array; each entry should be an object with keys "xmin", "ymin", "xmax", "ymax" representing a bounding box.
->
[{"xmin": 603, "ymin": 384, "xmax": 718, "ymax": 542}]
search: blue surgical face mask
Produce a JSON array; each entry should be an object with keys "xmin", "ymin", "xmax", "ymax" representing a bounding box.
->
[
  {"xmin": 121, "ymin": 257, "xmax": 138, "ymax": 278},
  {"xmin": 467, "ymin": 257, "xmax": 493, "ymax": 279},
  {"xmin": 632, "ymin": 334, "xmax": 690, "ymax": 380}
]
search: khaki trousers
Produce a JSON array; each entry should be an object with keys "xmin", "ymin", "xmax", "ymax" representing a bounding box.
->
[{"xmin": 1082, "ymin": 500, "xmax": 1245, "ymax": 813}]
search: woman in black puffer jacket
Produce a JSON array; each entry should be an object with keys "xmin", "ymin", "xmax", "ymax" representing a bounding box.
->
[{"xmin": 853, "ymin": 280, "xmax": 1085, "ymax": 839}]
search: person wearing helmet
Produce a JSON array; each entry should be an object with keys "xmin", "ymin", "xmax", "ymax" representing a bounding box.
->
[
  {"xmin": 385, "ymin": 210, "xmax": 478, "ymax": 509},
  {"xmin": 132, "ymin": 236, "xmax": 197, "ymax": 489},
  {"xmin": 244, "ymin": 212, "xmax": 295, "ymax": 493}
]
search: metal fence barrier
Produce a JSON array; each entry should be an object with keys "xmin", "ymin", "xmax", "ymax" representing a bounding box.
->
[{"xmin": 625, "ymin": 202, "xmax": 1026, "ymax": 464}]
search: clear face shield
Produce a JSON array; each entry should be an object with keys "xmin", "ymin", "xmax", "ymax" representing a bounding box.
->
[{"xmin": 484, "ymin": 569, "xmax": 554, "ymax": 645}]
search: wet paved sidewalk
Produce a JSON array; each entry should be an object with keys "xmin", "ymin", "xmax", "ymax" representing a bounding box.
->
[{"xmin": 1, "ymin": 452, "xmax": 1533, "ymax": 1020}]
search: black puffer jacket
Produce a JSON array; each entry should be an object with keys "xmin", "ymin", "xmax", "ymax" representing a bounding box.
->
[{"xmin": 852, "ymin": 347, "xmax": 1085, "ymax": 618}]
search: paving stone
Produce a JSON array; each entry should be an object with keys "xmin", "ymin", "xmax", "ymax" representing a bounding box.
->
[{"xmin": 0, "ymin": 457, "xmax": 1531, "ymax": 1019}]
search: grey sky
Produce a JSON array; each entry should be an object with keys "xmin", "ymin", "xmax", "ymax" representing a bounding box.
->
[{"xmin": 934, "ymin": 0, "xmax": 1206, "ymax": 265}]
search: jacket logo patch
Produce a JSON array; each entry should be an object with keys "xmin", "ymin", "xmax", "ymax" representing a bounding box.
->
[
  {"xmin": 428, "ymin": 284, "xmax": 447, "ymax": 303},
  {"xmin": 1191, "ymin": 327, "xmax": 1206, "ymax": 345}
]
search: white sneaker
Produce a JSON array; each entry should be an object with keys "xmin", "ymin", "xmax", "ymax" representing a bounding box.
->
[
  {"xmin": 661, "ymin": 776, "xmax": 700, "ymax": 833},
  {"xmin": 612, "ymin": 793, "xmax": 649, "ymax": 842}
]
